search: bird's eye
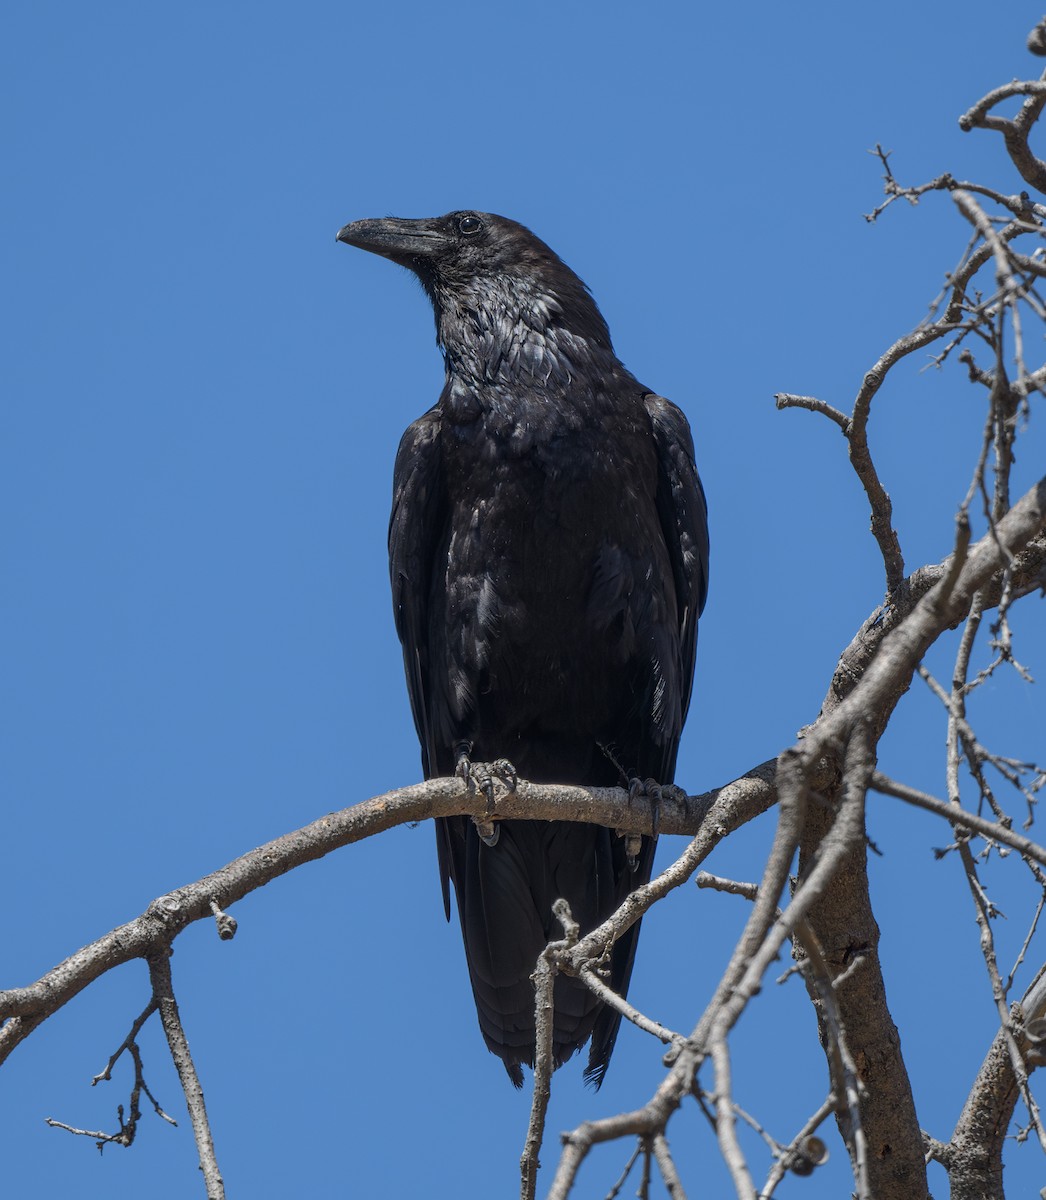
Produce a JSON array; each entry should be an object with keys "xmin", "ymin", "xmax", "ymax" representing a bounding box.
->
[{"xmin": 458, "ymin": 215, "xmax": 483, "ymax": 236}]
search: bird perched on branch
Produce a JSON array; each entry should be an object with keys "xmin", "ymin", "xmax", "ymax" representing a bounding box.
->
[{"xmin": 336, "ymin": 211, "xmax": 708, "ymax": 1087}]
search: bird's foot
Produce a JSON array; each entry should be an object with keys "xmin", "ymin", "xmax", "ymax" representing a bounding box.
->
[
  {"xmin": 629, "ymin": 776, "xmax": 663, "ymax": 844},
  {"xmin": 618, "ymin": 776, "xmax": 679, "ymax": 869},
  {"xmin": 455, "ymin": 751, "xmax": 518, "ymax": 847}
]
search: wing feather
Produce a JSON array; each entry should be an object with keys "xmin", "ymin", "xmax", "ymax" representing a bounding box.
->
[
  {"xmin": 387, "ymin": 407, "xmax": 456, "ymax": 918},
  {"xmin": 644, "ymin": 392, "xmax": 709, "ymax": 731}
]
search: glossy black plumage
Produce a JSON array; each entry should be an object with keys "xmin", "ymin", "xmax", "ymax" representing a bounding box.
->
[{"xmin": 336, "ymin": 212, "xmax": 709, "ymax": 1086}]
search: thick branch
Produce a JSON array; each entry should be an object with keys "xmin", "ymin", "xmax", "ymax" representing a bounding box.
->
[
  {"xmin": 547, "ymin": 480, "xmax": 1046, "ymax": 1197},
  {"xmin": 0, "ymin": 761, "xmax": 781, "ymax": 1065},
  {"xmin": 796, "ymin": 752, "xmax": 921, "ymax": 1196},
  {"xmin": 787, "ymin": 477, "xmax": 1046, "ymax": 1199},
  {"xmin": 9, "ymin": 488, "xmax": 1042, "ymax": 1073},
  {"xmin": 821, "ymin": 530, "xmax": 1046, "ymax": 719},
  {"xmin": 947, "ymin": 971, "xmax": 1046, "ymax": 1199},
  {"xmin": 5, "ymin": 470, "xmax": 1044, "ymax": 1200}
]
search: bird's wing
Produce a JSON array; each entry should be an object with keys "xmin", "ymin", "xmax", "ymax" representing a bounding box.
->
[
  {"xmin": 389, "ymin": 407, "xmax": 458, "ymax": 921},
  {"xmin": 644, "ymin": 392, "xmax": 709, "ymax": 729},
  {"xmin": 388, "ymin": 406, "xmax": 445, "ymax": 780},
  {"xmin": 587, "ymin": 395, "xmax": 709, "ymax": 1087}
]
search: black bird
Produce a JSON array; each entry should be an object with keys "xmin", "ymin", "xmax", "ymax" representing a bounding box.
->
[{"xmin": 336, "ymin": 212, "xmax": 708, "ymax": 1087}]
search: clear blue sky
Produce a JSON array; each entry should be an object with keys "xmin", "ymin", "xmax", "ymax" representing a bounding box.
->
[{"xmin": 3, "ymin": 3, "xmax": 1044, "ymax": 1197}]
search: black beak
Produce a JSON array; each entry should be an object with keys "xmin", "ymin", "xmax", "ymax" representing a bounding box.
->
[{"xmin": 335, "ymin": 217, "xmax": 447, "ymax": 266}]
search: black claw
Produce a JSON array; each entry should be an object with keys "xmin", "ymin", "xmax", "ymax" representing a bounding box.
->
[
  {"xmin": 646, "ymin": 779, "xmax": 663, "ymax": 840},
  {"xmin": 491, "ymin": 758, "xmax": 518, "ymax": 791},
  {"xmin": 626, "ymin": 775, "xmax": 664, "ymax": 840},
  {"xmin": 457, "ymin": 752, "xmax": 518, "ymax": 848}
]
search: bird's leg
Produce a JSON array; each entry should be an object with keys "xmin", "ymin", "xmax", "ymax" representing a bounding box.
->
[
  {"xmin": 599, "ymin": 743, "xmax": 671, "ymax": 865},
  {"xmin": 622, "ymin": 776, "xmax": 687, "ymax": 870},
  {"xmin": 599, "ymin": 743, "xmax": 656, "ymax": 868},
  {"xmin": 620, "ymin": 776, "xmax": 662, "ymax": 869},
  {"xmin": 455, "ymin": 743, "xmax": 517, "ymax": 848},
  {"xmin": 625, "ymin": 778, "xmax": 688, "ymax": 850},
  {"xmin": 627, "ymin": 776, "xmax": 663, "ymax": 841}
]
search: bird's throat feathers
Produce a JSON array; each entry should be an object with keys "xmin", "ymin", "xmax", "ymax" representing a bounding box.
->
[{"xmin": 429, "ymin": 270, "xmax": 617, "ymax": 393}]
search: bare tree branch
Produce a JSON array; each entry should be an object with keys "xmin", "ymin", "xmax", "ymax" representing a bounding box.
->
[
  {"xmin": 652, "ymin": 1133, "xmax": 688, "ymax": 1199},
  {"xmin": 520, "ymin": 902, "xmax": 569, "ymax": 1200},
  {"xmin": 0, "ymin": 763, "xmax": 785, "ymax": 1066},
  {"xmin": 959, "ymin": 72, "xmax": 1046, "ymax": 194},
  {"xmin": 947, "ymin": 970, "xmax": 1046, "ymax": 1199},
  {"xmin": 869, "ymin": 772, "xmax": 1046, "ymax": 865},
  {"xmin": 147, "ymin": 952, "xmax": 225, "ymax": 1200},
  {"xmin": 6, "ymin": 472, "xmax": 1044, "ymax": 1199},
  {"xmin": 44, "ymin": 1000, "xmax": 176, "ymax": 1154}
]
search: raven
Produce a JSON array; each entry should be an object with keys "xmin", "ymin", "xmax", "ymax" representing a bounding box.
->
[{"xmin": 336, "ymin": 212, "xmax": 708, "ymax": 1087}]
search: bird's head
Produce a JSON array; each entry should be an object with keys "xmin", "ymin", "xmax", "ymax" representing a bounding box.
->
[
  {"xmin": 336, "ymin": 211, "xmax": 613, "ymax": 357},
  {"xmin": 336, "ymin": 211, "xmax": 571, "ymax": 288}
]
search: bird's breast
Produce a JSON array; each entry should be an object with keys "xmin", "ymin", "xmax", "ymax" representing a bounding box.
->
[{"xmin": 437, "ymin": 391, "xmax": 669, "ymax": 659}]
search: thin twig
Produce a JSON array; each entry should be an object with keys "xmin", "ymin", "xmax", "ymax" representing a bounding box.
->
[
  {"xmin": 759, "ymin": 1097, "xmax": 836, "ymax": 1198},
  {"xmin": 575, "ymin": 967, "xmax": 685, "ymax": 1048},
  {"xmin": 956, "ymin": 839, "xmax": 1046, "ymax": 1151},
  {"xmin": 603, "ymin": 1142, "xmax": 642, "ymax": 1200},
  {"xmin": 147, "ymin": 951, "xmax": 225, "ymax": 1200},
  {"xmin": 1007, "ymin": 891, "xmax": 1046, "ymax": 994},
  {"xmin": 869, "ymin": 773, "xmax": 1046, "ymax": 867},
  {"xmin": 943, "ymin": 570, "xmax": 1046, "ymax": 1154},
  {"xmin": 773, "ymin": 393, "xmax": 850, "ymax": 431},
  {"xmin": 521, "ymin": 900, "xmax": 578, "ymax": 1200},
  {"xmin": 46, "ymin": 997, "xmax": 176, "ymax": 1152},
  {"xmin": 638, "ymin": 1135, "xmax": 652, "ymax": 1200},
  {"xmin": 652, "ymin": 1133, "xmax": 688, "ymax": 1199},
  {"xmin": 44, "ymin": 1116, "xmax": 134, "ymax": 1148},
  {"xmin": 709, "ymin": 1037, "xmax": 754, "ymax": 1198},
  {"xmin": 959, "ymin": 72, "xmax": 1046, "ymax": 194},
  {"xmin": 91, "ymin": 997, "xmax": 159, "ymax": 1086}
]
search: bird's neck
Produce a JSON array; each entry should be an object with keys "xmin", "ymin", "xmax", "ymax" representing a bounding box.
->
[{"xmin": 432, "ymin": 275, "xmax": 616, "ymax": 393}]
